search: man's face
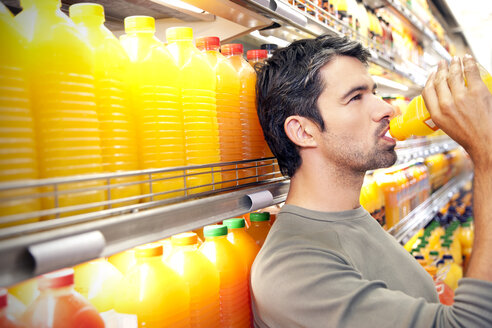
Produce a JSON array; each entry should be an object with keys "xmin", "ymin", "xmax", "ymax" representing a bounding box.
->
[{"xmin": 315, "ymin": 55, "xmax": 397, "ymax": 172}]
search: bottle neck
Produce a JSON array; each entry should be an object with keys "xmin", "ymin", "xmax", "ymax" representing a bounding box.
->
[
  {"xmin": 73, "ymin": 17, "xmax": 104, "ymax": 27},
  {"xmin": 40, "ymin": 285, "xmax": 73, "ymax": 297}
]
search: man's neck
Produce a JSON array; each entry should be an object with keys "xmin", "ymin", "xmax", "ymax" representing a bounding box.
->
[{"xmin": 285, "ymin": 159, "xmax": 365, "ymax": 213}]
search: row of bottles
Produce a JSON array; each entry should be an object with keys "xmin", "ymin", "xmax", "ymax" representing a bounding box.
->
[
  {"xmin": 0, "ymin": 1, "xmax": 276, "ymax": 224},
  {"xmin": 3, "ymin": 211, "xmax": 274, "ymax": 327}
]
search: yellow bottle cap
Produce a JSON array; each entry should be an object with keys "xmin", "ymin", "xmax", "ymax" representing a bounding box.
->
[
  {"xmin": 69, "ymin": 3, "xmax": 104, "ymax": 23},
  {"xmin": 135, "ymin": 243, "xmax": 163, "ymax": 258},
  {"xmin": 171, "ymin": 232, "xmax": 198, "ymax": 246},
  {"xmin": 166, "ymin": 27, "xmax": 193, "ymax": 42},
  {"xmin": 124, "ymin": 16, "xmax": 155, "ymax": 33}
]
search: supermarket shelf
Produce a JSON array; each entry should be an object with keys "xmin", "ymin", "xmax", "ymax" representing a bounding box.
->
[
  {"xmin": 394, "ymin": 135, "xmax": 459, "ymax": 165},
  {"xmin": 0, "ymin": 163, "xmax": 289, "ymax": 287},
  {"xmin": 388, "ymin": 171, "xmax": 473, "ymax": 244}
]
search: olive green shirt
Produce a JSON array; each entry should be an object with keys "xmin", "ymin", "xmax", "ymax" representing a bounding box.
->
[{"xmin": 251, "ymin": 205, "xmax": 492, "ymax": 327}]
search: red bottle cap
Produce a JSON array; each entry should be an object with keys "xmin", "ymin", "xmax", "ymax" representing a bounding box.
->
[
  {"xmin": 196, "ymin": 36, "xmax": 220, "ymax": 51},
  {"xmin": 247, "ymin": 49, "xmax": 268, "ymax": 61},
  {"xmin": 39, "ymin": 268, "xmax": 74, "ymax": 290},
  {"xmin": 0, "ymin": 288, "xmax": 7, "ymax": 308},
  {"xmin": 221, "ymin": 43, "xmax": 243, "ymax": 56}
]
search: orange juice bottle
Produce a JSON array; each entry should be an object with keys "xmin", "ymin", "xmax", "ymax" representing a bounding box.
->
[
  {"xmin": 247, "ymin": 212, "xmax": 271, "ymax": 247},
  {"xmin": 223, "ymin": 218, "xmax": 260, "ymax": 275},
  {"xmin": 390, "ymin": 63, "xmax": 492, "ymax": 140},
  {"xmin": 7, "ymin": 279, "xmax": 38, "ymax": 309},
  {"xmin": 374, "ymin": 170, "xmax": 399, "ymax": 229},
  {"xmin": 73, "ymin": 258, "xmax": 123, "ymax": 313},
  {"xmin": 107, "ymin": 249, "xmax": 136, "ymax": 275},
  {"xmin": 436, "ymin": 254, "xmax": 462, "ymax": 291},
  {"xmin": 195, "ymin": 36, "xmax": 242, "ymax": 188},
  {"xmin": 458, "ymin": 222, "xmax": 473, "ymax": 273},
  {"xmin": 0, "ymin": 289, "xmax": 26, "ymax": 328},
  {"xmin": 114, "ymin": 243, "xmax": 190, "ymax": 327},
  {"xmin": 22, "ymin": 268, "xmax": 105, "ymax": 328},
  {"xmin": 166, "ymin": 232, "xmax": 221, "ymax": 328},
  {"xmin": 222, "ymin": 44, "xmax": 261, "ymax": 184},
  {"xmin": 69, "ymin": 3, "xmax": 140, "ymax": 207},
  {"xmin": 166, "ymin": 27, "xmax": 221, "ymax": 194},
  {"xmin": 15, "ymin": 0, "xmax": 106, "ymax": 217},
  {"xmin": 0, "ymin": 2, "xmax": 40, "ymax": 225},
  {"xmin": 199, "ymin": 225, "xmax": 251, "ymax": 328},
  {"xmin": 120, "ymin": 16, "xmax": 185, "ymax": 200}
]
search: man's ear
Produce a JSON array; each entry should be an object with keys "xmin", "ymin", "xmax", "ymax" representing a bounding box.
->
[{"xmin": 284, "ymin": 115, "xmax": 318, "ymax": 148}]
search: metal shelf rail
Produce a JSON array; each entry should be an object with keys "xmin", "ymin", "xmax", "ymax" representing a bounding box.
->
[{"xmin": 394, "ymin": 135, "xmax": 459, "ymax": 165}]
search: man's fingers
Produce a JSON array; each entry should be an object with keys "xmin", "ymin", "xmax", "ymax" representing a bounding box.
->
[
  {"xmin": 422, "ymin": 71, "xmax": 441, "ymax": 120},
  {"xmin": 434, "ymin": 61, "xmax": 454, "ymax": 113},
  {"xmin": 463, "ymin": 55, "xmax": 482, "ymax": 87},
  {"xmin": 448, "ymin": 57, "xmax": 465, "ymax": 96}
]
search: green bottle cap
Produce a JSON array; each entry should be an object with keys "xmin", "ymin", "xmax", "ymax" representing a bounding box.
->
[
  {"xmin": 429, "ymin": 250, "xmax": 439, "ymax": 256},
  {"xmin": 223, "ymin": 218, "xmax": 246, "ymax": 229},
  {"xmin": 250, "ymin": 212, "xmax": 270, "ymax": 222},
  {"xmin": 203, "ymin": 225, "xmax": 228, "ymax": 237}
]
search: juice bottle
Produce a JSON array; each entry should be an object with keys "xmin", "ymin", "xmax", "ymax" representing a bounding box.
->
[
  {"xmin": 120, "ymin": 16, "xmax": 185, "ymax": 200},
  {"xmin": 166, "ymin": 232, "xmax": 221, "ymax": 328},
  {"xmin": 247, "ymin": 212, "xmax": 271, "ymax": 247},
  {"xmin": 199, "ymin": 225, "xmax": 250, "ymax": 328},
  {"xmin": 22, "ymin": 268, "xmax": 105, "ymax": 328},
  {"xmin": 0, "ymin": 3, "xmax": 40, "ymax": 225},
  {"xmin": 166, "ymin": 27, "xmax": 221, "ymax": 194},
  {"xmin": 73, "ymin": 258, "xmax": 123, "ymax": 313},
  {"xmin": 390, "ymin": 63, "xmax": 492, "ymax": 140},
  {"xmin": 374, "ymin": 170, "xmax": 399, "ymax": 229},
  {"xmin": 222, "ymin": 43, "xmax": 263, "ymax": 185},
  {"xmin": 436, "ymin": 254, "xmax": 462, "ymax": 291},
  {"xmin": 195, "ymin": 36, "xmax": 242, "ymax": 188},
  {"xmin": 8, "ymin": 278, "xmax": 39, "ymax": 308},
  {"xmin": 458, "ymin": 222, "xmax": 473, "ymax": 272},
  {"xmin": 69, "ymin": 3, "xmax": 140, "ymax": 207},
  {"xmin": 15, "ymin": 0, "xmax": 106, "ymax": 218},
  {"xmin": 114, "ymin": 243, "xmax": 190, "ymax": 327},
  {"xmin": 0, "ymin": 289, "xmax": 26, "ymax": 328},
  {"xmin": 247, "ymin": 49, "xmax": 275, "ymax": 181},
  {"xmin": 223, "ymin": 218, "xmax": 260, "ymax": 275},
  {"xmin": 107, "ymin": 249, "xmax": 136, "ymax": 275},
  {"xmin": 260, "ymin": 43, "xmax": 278, "ymax": 58}
]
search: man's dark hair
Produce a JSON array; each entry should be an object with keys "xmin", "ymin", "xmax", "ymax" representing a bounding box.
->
[{"xmin": 255, "ymin": 35, "xmax": 370, "ymax": 177}]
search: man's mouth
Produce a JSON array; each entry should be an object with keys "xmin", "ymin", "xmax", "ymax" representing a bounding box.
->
[{"xmin": 380, "ymin": 127, "xmax": 396, "ymax": 145}]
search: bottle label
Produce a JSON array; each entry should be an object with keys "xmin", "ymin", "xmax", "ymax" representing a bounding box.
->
[{"xmin": 423, "ymin": 117, "xmax": 439, "ymax": 131}]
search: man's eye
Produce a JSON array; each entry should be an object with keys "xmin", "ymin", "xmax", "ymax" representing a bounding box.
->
[{"xmin": 350, "ymin": 94, "xmax": 362, "ymax": 102}]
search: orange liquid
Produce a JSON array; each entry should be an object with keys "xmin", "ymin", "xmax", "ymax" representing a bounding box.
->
[
  {"xmin": 0, "ymin": 3, "xmax": 40, "ymax": 224},
  {"xmin": 226, "ymin": 225, "xmax": 260, "ymax": 275},
  {"xmin": 15, "ymin": 0, "xmax": 105, "ymax": 218},
  {"xmin": 107, "ymin": 249, "xmax": 136, "ymax": 275},
  {"xmin": 374, "ymin": 170, "xmax": 399, "ymax": 229},
  {"xmin": 199, "ymin": 235, "xmax": 250, "ymax": 328},
  {"xmin": 247, "ymin": 221, "xmax": 271, "ymax": 247}
]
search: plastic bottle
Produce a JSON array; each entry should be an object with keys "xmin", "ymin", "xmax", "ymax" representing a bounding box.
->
[
  {"xmin": 260, "ymin": 43, "xmax": 278, "ymax": 58},
  {"xmin": 436, "ymin": 254, "xmax": 463, "ymax": 291},
  {"xmin": 0, "ymin": 289, "xmax": 26, "ymax": 328},
  {"xmin": 73, "ymin": 258, "xmax": 123, "ymax": 313},
  {"xmin": 8, "ymin": 279, "xmax": 38, "ymax": 308},
  {"xmin": 15, "ymin": 0, "xmax": 106, "ymax": 217},
  {"xmin": 195, "ymin": 36, "xmax": 242, "ymax": 188},
  {"xmin": 374, "ymin": 170, "xmax": 399, "ymax": 229},
  {"xmin": 458, "ymin": 221, "xmax": 473, "ymax": 273},
  {"xmin": 22, "ymin": 268, "xmax": 105, "ymax": 328},
  {"xmin": 223, "ymin": 218, "xmax": 260, "ymax": 275},
  {"xmin": 199, "ymin": 225, "xmax": 251, "ymax": 328},
  {"xmin": 107, "ymin": 249, "xmax": 137, "ymax": 275},
  {"xmin": 390, "ymin": 63, "xmax": 492, "ymax": 140},
  {"xmin": 69, "ymin": 3, "xmax": 140, "ymax": 207},
  {"xmin": 166, "ymin": 232, "xmax": 221, "ymax": 328},
  {"xmin": 166, "ymin": 27, "xmax": 221, "ymax": 194},
  {"xmin": 247, "ymin": 212, "xmax": 271, "ymax": 247},
  {"xmin": 222, "ymin": 43, "xmax": 264, "ymax": 184},
  {"xmin": 120, "ymin": 16, "xmax": 185, "ymax": 200},
  {"xmin": 0, "ymin": 3, "xmax": 40, "ymax": 225},
  {"xmin": 114, "ymin": 243, "xmax": 190, "ymax": 327}
]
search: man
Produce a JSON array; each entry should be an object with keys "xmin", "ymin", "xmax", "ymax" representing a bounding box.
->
[{"xmin": 251, "ymin": 35, "xmax": 492, "ymax": 327}]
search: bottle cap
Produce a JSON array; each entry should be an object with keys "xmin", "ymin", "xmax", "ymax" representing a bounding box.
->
[
  {"xmin": 250, "ymin": 212, "xmax": 270, "ymax": 222},
  {"xmin": 0, "ymin": 288, "xmax": 6, "ymax": 309},
  {"xmin": 414, "ymin": 255, "xmax": 425, "ymax": 260},
  {"xmin": 221, "ymin": 43, "xmax": 243, "ymax": 56},
  {"xmin": 247, "ymin": 49, "xmax": 268, "ymax": 61},
  {"xmin": 442, "ymin": 254, "xmax": 453, "ymax": 261},
  {"xmin": 171, "ymin": 232, "xmax": 198, "ymax": 246},
  {"xmin": 429, "ymin": 250, "xmax": 439, "ymax": 256},
  {"xmin": 69, "ymin": 3, "xmax": 104, "ymax": 23},
  {"xmin": 223, "ymin": 218, "xmax": 246, "ymax": 229},
  {"xmin": 260, "ymin": 43, "xmax": 278, "ymax": 51},
  {"xmin": 203, "ymin": 225, "xmax": 228, "ymax": 237},
  {"xmin": 39, "ymin": 268, "xmax": 74, "ymax": 290},
  {"xmin": 124, "ymin": 16, "xmax": 155, "ymax": 33},
  {"xmin": 196, "ymin": 36, "xmax": 220, "ymax": 51},
  {"xmin": 166, "ymin": 27, "xmax": 193, "ymax": 42},
  {"xmin": 135, "ymin": 243, "xmax": 163, "ymax": 258}
]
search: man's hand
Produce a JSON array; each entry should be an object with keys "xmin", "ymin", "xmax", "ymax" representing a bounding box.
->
[{"xmin": 422, "ymin": 55, "xmax": 492, "ymax": 168}]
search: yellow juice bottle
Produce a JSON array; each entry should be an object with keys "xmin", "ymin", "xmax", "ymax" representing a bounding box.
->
[
  {"xmin": 120, "ymin": 16, "xmax": 185, "ymax": 200},
  {"xmin": 390, "ymin": 63, "xmax": 492, "ymax": 140},
  {"xmin": 114, "ymin": 243, "xmax": 190, "ymax": 327},
  {"xmin": 69, "ymin": 3, "xmax": 140, "ymax": 207},
  {"xmin": 166, "ymin": 27, "xmax": 221, "ymax": 194},
  {"xmin": 195, "ymin": 36, "xmax": 242, "ymax": 188},
  {"xmin": 222, "ymin": 44, "xmax": 261, "ymax": 184},
  {"xmin": 15, "ymin": 0, "xmax": 105, "ymax": 218},
  {"xmin": 107, "ymin": 249, "xmax": 136, "ymax": 275},
  {"xmin": 0, "ymin": 3, "xmax": 40, "ymax": 224}
]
